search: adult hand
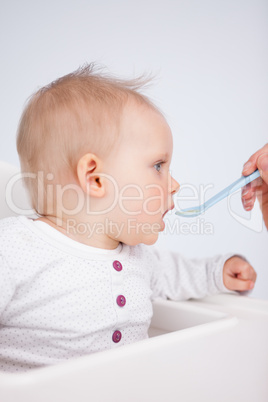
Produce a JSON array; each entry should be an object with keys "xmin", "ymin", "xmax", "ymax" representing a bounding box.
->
[{"xmin": 242, "ymin": 144, "xmax": 268, "ymax": 230}]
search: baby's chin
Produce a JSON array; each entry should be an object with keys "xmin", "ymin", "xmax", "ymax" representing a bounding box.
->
[
  {"xmin": 121, "ymin": 233, "xmax": 159, "ymax": 247},
  {"xmin": 142, "ymin": 236, "xmax": 159, "ymax": 246}
]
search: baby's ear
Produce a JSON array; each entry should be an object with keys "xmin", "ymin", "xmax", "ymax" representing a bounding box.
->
[{"xmin": 77, "ymin": 153, "xmax": 105, "ymax": 198}]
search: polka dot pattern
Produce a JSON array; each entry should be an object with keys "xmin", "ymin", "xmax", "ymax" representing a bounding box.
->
[{"xmin": 0, "ymin": 216, "xmax": 231, "ymax": 372}]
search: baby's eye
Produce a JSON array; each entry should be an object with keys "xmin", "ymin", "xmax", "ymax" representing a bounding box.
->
[{"xmin": 154, "ymin": 162, "xmax": 162, "ymax": 172}]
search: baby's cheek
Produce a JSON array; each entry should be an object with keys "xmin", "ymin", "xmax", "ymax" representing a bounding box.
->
[
  {"xmin": 143, "ymin": 187, "xmax": 165, "ymax": 215},
  {"xmin": 117, "ymin": 186, "xmax": 144, "ymax": 216}
]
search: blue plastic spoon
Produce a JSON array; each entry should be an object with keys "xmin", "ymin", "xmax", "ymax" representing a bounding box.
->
[{"xmin": 175, "ymin": 169, "xmax": 260, "ymax": 218}]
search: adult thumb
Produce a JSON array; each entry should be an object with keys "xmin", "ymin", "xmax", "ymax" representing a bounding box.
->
[{"xmin": 257, "ymin": 153, "xmax": 268, "ymax": 185}]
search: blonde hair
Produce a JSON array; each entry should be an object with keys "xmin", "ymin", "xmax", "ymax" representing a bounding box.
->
[{"xmin": 16, "ymin": 63, "xmax": 155, "ymax": 213}]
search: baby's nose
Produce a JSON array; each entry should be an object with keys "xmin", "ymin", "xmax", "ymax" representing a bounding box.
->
[{"xmin": 171, "ymin": 176, "xmax": 180, "ymax": 195}]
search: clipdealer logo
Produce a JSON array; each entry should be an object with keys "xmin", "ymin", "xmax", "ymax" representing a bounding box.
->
[{"xmin": 4, "ymin": 172, "xmax": 264, "ymax": 233}]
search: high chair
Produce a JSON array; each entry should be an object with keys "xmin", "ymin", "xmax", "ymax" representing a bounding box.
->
[{"xmin": 0, "ymin": 161, "xmax": 267, "ymax": 402}]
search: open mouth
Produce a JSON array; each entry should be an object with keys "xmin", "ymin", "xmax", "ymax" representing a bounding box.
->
[{"xmin": 162, "ymin": 204, "xmax": 175, "ymax": 218}]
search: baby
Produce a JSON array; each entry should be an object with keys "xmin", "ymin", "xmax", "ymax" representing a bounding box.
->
[{"xmin": 0, "ymin": 64, "xmax": 256, "ymax": 372}]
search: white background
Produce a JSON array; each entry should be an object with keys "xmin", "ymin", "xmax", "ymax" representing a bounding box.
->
[{"xmin": 0, "ymin": 0, "xmax": 267, "ymax": 298}]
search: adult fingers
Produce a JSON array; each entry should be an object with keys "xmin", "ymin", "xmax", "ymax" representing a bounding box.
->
[
  {"xmin": 242, "ymin": 144, "xmax": 268, "ymax": 176},
  {"xmin": 241, "ymin": 188, "xmax": 256, "ymax": 211},
  {"xmin": 257, "ymin": 153, "xmax": 268, "ymax": 186}
]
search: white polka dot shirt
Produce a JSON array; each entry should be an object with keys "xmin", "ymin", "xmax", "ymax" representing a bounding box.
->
[{"xmin": 0, "ymin": 216, "xmax": 232, "ymax": 372}]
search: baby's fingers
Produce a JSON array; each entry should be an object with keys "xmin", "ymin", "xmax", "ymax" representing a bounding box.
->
[
  {"xmin": 226, "ymin": 265, "xmax": 256, "ymax": 291},
  {"xmin": 223, "ymin": 257, "xmax": 257, "ymax": 292},
  {"xmin": 236, "ymin": 263, "xmax": 257, "ymax": 283},
  {"xmin": 226, "ymin": 277, "xmax": 255, "ymax": 291},
  {"xmin": 238, "ymin": 264, "xmax": 256, "ymax": 290}
]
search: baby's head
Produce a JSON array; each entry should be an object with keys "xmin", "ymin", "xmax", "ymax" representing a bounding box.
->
[
  {"xmin": 17, "ymin": 65, "xmax": 152, "ymax": 206},
  {"xmin": 17, "ymin": 64, "xmax": 179, "ymax": 247}
]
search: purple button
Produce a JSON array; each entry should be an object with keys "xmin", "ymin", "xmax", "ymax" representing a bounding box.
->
[
  {"xmin": 113, "ymin": 260, "xmax": 122, "ymax": 272},
  {"xmin": 112, "ymin": 330, "xmax": 122, "ymax": 343},
  {"xmin": 116, "ymin": 295, "xmax": 126, "ymax": 307}
]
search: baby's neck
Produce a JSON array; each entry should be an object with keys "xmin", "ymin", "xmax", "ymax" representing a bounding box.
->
[{"xmin": 35, "ymin": 216, "xmax": 120, "ymax": 250}]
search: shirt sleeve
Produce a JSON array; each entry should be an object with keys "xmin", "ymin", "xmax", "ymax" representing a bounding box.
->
[
  {"xmin": 149, "ymin": 247, "xmax": 234, "ymax": 301},
  {"xmin": 0, "ymin": 254, "xmax": 16, "ymax": 316}
]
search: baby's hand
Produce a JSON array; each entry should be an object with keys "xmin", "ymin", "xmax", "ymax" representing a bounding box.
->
[{"xmin": 223, "ymin": 256, "xmax": 257, "ymax": 292}]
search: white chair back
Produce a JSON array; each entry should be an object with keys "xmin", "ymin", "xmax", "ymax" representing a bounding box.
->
[{"xmin": 0, "ymin": 161, "xmax": 34, "ymax": 219}]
